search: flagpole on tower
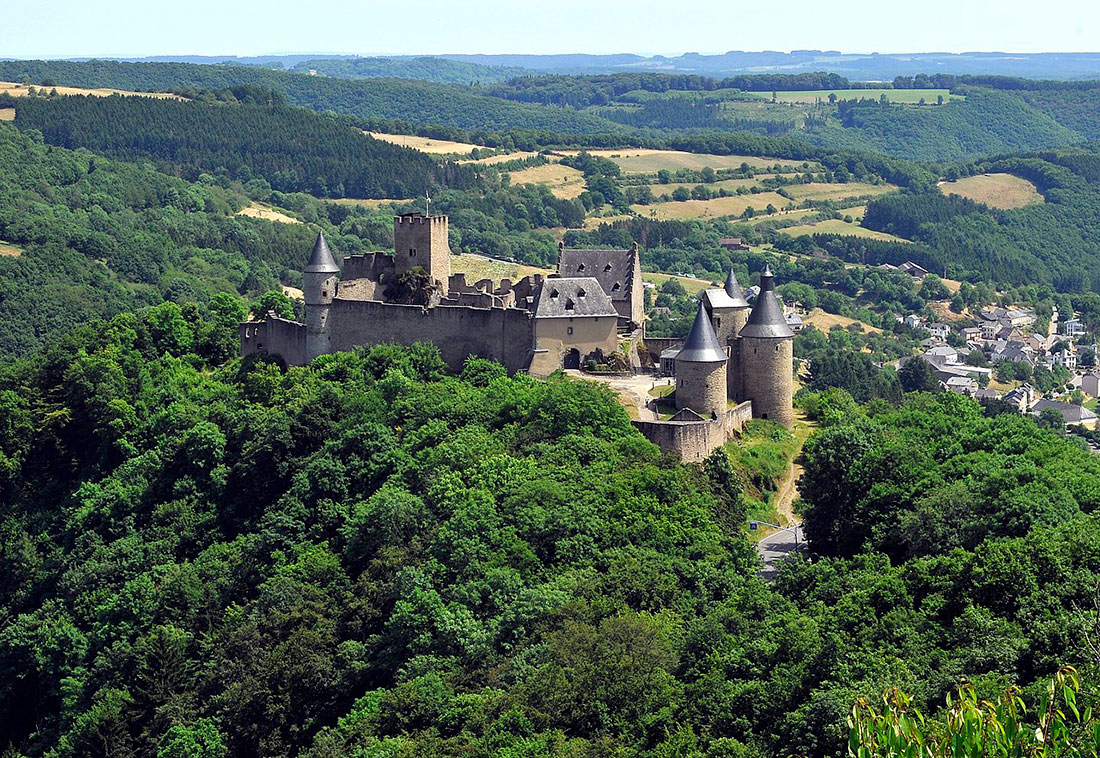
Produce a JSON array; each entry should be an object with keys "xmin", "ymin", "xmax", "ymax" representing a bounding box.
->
[{"xmin": 425, "ymin": 189, "xmax": 431, "ymax": 216}]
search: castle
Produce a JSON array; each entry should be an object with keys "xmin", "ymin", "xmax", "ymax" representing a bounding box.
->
[{"xmin": 241, "ymin": 212, "xmax": 792, "ymax": 460}]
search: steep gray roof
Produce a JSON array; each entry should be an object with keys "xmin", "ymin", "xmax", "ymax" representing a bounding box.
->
[
  {"xmin": 678, "ymin": 302, "xmax": 727, "ymax": 363},
  {"xmin": 1033, "ymin": 399, "xmax": 1099, "ymax": 424},
  {"xmin": 724, "ymin": 269, "xmax": 750, "ymax": 306},
  {"xmin": 702, "ymin": 269, "xmax": 750, "ymax": 310},
  {"xmin": 739, "ymin": 266, "xmax": 794, "ymax": 339},
  {"xmin": 557, "ymin": 246, "xmax": 636, "ymax": 302},
  {"xmin": 533, "ymin": 277, "xmax": 618, "ymax": 318},
  {"xmin": 304, "ymin": 231, "xmax": 339, "ymax": 273}
]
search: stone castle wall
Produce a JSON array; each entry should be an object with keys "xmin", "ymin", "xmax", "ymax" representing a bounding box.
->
[
  {"xmin": 240, "ymin": 316, "xmax": 306, "ymax": 366},
  {"xmin": 328, "ymin": 299, "xmax": 533, "ymax": 374},
  {"xmin": 676, "ymin": 359, "xmax": 728, "ymax": 418},
  {"xmin": 631, "ymin": 401, "xmax": 752, "ymax": 462},
  {"xmin": 739, "ymin": 337, "xmax": 795, "ymax": 427}
]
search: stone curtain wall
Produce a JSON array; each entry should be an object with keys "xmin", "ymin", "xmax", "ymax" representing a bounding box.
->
[
  {"xmin": 240, "ymin": 317, "xmax": 306, "ymax": 366},
  {"xmin": 329, "ymin": 299, "xmax": 534, "ymax": 374}
]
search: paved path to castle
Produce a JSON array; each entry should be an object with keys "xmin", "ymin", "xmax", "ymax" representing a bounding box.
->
[{"xmin": 757, "ymin": 524, "xmax": 805, "ymax": 582}]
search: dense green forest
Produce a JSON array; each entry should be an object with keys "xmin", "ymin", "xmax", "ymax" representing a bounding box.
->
[
  {"xmin": 0, "ymin": 123, "xmax": 414, "ymax": 357},
  {"xmin": 4, "ymin": 91, "xmax": 475, "ymax": 199},
  {"xmin": 289, "ymin": 56, "xmax": 530, "ymax": 85},
  {"xmin": 5, "ymin": 60, "xmax": 1100, "ymax": 162},
  {"xmin": 0, "ymin": 60, "xmax": 628, "ymax": 134},
  {"xmin": 1, "ymin": 309, "xmax": 1098, "ymax": 756},
  {"xmin": 803, "ymin": 88, "xmax": 1081, "ymax": 161},
  {"xmin": 862, "ymin": 147, "xmax": 1100, "ymax": 292}
]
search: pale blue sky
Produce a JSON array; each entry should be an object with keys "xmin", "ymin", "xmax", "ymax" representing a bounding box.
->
[{"xmin": 2, "ymin": 0, "xmax": 1097, "ymax": 59}]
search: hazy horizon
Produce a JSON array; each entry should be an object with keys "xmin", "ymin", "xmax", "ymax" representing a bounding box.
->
[{"xmin": 3, "ymin": 0, "xmax": 1098, "ymax": 60}]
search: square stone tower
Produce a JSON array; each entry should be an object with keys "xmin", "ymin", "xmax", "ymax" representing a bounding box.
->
[{"xmin": 394, "ymin": 213, "xmax": 451, "ymax": 296}]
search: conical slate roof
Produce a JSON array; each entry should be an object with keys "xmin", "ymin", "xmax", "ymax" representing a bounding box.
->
[
  {"xmin": 739, "ymin": 265, "xmax": 794, "ymax": 339},
  {"xmin": 304, "ymin": 231, "xmax": 339, "ymax": 273},
  {"xmin": 702, "ymin": 268, "xmax": 750, "ymax": 310},
  {"xmin": 677, "ymin": 302, "xmax": 728, "ymax": 363},
  {"xmin": 724, "ymin": 268, "xmax": 750, "ymax": 306}
]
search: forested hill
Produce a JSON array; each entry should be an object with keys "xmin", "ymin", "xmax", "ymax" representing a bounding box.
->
[
  {"xmin": 1, "ymin": 313, "xmax": 1099, "ymax": 755},
  {"xmin": 861, "ymin": 145, "xmax": 1100, "ymax": 293},
  {"xmin": 289, "ymin": 56, "xmax": 530, "ymax": 85},
  {"xmin": 5, "ymin": 92, "xmax": 475, "ymax": 199},
  {"xmin": 0, "ymin": 122, "xmax": 409, "ymax": 357},
  {"xmin": 0, "ymin": 60, "xmax": 627, "ymax": 134}
]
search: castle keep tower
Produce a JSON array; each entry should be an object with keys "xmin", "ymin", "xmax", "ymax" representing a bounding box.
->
[
  {"xmin": 394, "ymin": 213, "xmax": 451, "ymax": 296},
  {"xmin": 304, "ymin": 231, "xmax": 339, "ymax": 362},
  {"xmin": 676, "ymin": 302, "xmax": 729, "ymax": 418},
  {"xmin": 737, "ymin": 266, "xmax": 794, "ymax": 427}
]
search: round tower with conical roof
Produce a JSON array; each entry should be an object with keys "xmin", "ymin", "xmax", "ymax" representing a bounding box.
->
[
  {"xmin": 702, "ymin": 268, "xmax": 751, "ymax": 345},
  {"xmin": 676, "ymin": 302, "xmax": 728, "ymax": 418},
  {"xmin": 738, "ymin": 265, "xmax": 794, "ymax": 427},
  {"xmin": 304, "ymin": 231, "xmax": 339, "ymax": 362}
]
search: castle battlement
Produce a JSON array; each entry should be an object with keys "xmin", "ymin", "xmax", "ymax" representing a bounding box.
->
[{"xmin": 395, "ymin": 213, "xmax": 447, "ymax": 226}]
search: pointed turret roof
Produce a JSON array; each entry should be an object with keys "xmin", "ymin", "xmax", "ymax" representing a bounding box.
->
[
  {"xmin": 304, "ymin": 231, "xmax": 339, "ymax": 273},
  {"xmin": 724, "ymin": 269, "xmax": 749, "ymax": 305},
  {"xmin": 678, "ymin": 302, "xmax": 727, "ymax": 363},
  {"xmin": 702, "ymin": 268, "xmax": 750, "ymax": 310},
  {"xmin": 739, "ymin": 265, "xmax": 794, "ymax": 339}
]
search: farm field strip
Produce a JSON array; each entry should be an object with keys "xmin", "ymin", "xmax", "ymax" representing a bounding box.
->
[
  {"xmin": 783, "ymin": 182, "xmax": 897, "ymax": 201},
  {"xmin": 0, "ymin": 241, "xmax": 21, "ymax": 257},
  {"xmin": 363, "ymin": 131, "xmax": 483, "ymax": 154},
  {"xmin": 632, "ymin": 191, "xmax": 791, "ymax": 220},
  {"xmin": 939, "ymin": 173, "xmax": 1043, "ymax": 209},
  {"xmin": 507, "ymin": 163, "xmax": 586, "ymax": 199},
  {"xmin": 558, "ymin": 148, "xmax": 810, "ymax": 173},
  {"xmin": 779, "ymin": 217, "xmax": 910, "ymax": 242},
  {"xmin": 0, "ymin": 81, "xmax": 184, "ymax": 100},
  {"xmin": 236, "ymin": 203, "xmax": 300, "ymax": 224},
  {"xmin": 750, "ymin": 88, "xmax": 962, "ymax": 104}
]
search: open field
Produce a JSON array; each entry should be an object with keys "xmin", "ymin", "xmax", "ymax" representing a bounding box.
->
[
  {"xmin": 459, "ymin": 150, "xmax": 539, "ymax": 165},
  {"xmin": 632, "ymin": 192, "xmax": 790, "ymax": 220},
  {"xmin": 755, "ymin": 88, "xmax": 961, "ymax": 105},
  {"xmin": 642, "ymin": 271, "xmax": 716, "ymax": 295},
  {"xmin": 779, "ymin": 217, "xmax": 910, "ymax": 242},
  {"xmin": 363, "ymin": 131, "xmax": 481, "ymax": 155},
  {"xmin": 451, "ymin": 253, "xmax": 552, "ymax": 285},
  {"xmin": 649, "ymin": 175, "xmax": 777, "ymax": 195},
  {"xmin": 507, "ymin": 163, "xmax": 586, "ymax": 199},
  {"xmin": 583, "ymin": 213, "xmax": 635, "ymax": 230},
  {"xmin": 330, "ymin": 197, "xmax": 402, "ymax": 209},
  {"xmin": 0, "ymin": 108, "xmax": 13, "ymax": 122},
  {"xmin": 939, "ymin": 173, "xmax": 1044, "ymax": 210},
  {"xmin": 0, "ymin": 241, "xmax": 21, "ymax": 257},
  {"xmin": 236, "ymin": 203, "xmax": 300, "ymax": 224},
  {"xmin": 802, "ymin": 307, "xmax": 882, "ymax": 334},
  {"xmin": 784, "ymin": 182, "xmax": 897, "ymax": 202},
  {"xmin": 560, "ymin": 148, "xmax": 810, "ymax": 174},
  {"xmin": 0, "ymin": 81, "xmax": 184, "ymax": 100},
  {"xmin": 746, "ymin": 208, "xmax": 818, "ymax": 226}
]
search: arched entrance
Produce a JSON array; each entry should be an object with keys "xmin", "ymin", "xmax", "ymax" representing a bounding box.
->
[{"xmin": 563, "ymin": 348, "xmax": 581, "ymax": 369}]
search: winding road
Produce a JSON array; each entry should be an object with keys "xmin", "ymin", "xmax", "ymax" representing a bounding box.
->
[{"xmin": 757, "ymin": 524, "xmax": 805, "ymax": 582}]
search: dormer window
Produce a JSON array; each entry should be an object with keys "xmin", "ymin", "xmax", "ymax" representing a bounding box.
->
[
  {"xmin": 577, "ymin": 263, "xmax": 585, "ymax": 271},
  {"xmin": 565, "ymin": 298, "xmax": 575, "ymax": 311},
  {"xmin": 612, "ymin": 282, "xmax": 621, "ymax": 291},
  {"xmin": 577, "ymin": 288, "xmax": 586, "ymax": 298},
  {"xmin": 604, "ymin": 263, "xmax": 613, "ymax": 271},
  {"xmin": 550, "ymin": 288, "xmax": 559, "ymax": 298}
]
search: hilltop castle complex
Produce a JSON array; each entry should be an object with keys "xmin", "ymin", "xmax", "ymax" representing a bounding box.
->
[{"xmin": 241, "ymin": 212, "xmax": 793, "ymax": 460}]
